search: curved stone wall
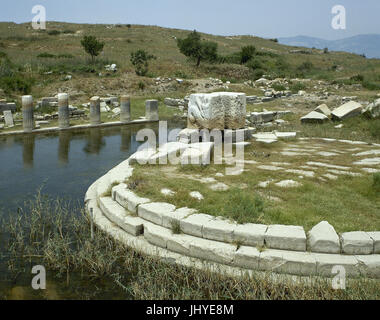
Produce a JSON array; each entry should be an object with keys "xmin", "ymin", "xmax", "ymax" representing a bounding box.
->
[{"xmin": 85, "ymin": 138, "xmax": 380, "ymax": 279}]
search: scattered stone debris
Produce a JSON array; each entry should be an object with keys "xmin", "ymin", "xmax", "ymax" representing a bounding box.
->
[{"xmin": 189, "ymin": 191, "xmax": 204, "ymax": 201}]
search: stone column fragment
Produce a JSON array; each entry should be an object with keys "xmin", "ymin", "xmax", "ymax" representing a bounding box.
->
[
  {"xmin": 58, "ymin": 93, "xmax": 70, "ymax": 129},
  {"xmin": 90, "ymin": 96, "xmax": 101, "ymax": 125},
  {"xmin": 120, "ymin": 95, "xmax": 131, "ymax": 123},
  {"xmin": 22, "ymin": 95, "xmax": 34, "ymax": 133},
  {"xmin": 145, "ymin": 99, "xmax": 159, "ymax": 121}
]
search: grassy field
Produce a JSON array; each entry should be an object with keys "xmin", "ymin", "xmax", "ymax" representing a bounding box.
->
[
  {"xmin": 1, "ymin": 21, "xmax": 380, "ymax": 103},
  {"xmin": 1, "ymin": 193, "xmax": 379, "ymax": 300},
  {"xmin": 129, "ymin": 134, "xmax": 380, "ymax": 233}
]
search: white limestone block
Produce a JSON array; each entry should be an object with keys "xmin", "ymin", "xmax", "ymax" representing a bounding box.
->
[
  {"xmin": 341, "ymin": 231, "xmax": 374, "ymax": 255},
  {"xmin": 144, "ymin": 222, "xmax": 171, "ymax": 249},
  {"xmin": 113, "ymin": 184, "xmax": 150, "ymax": 213},
  {"xmin": 234, "ymin": 246, "xmax": 261, "ymax": 269},
  {"xmin": 355, "ymin": 255, "xmax": 380, "ymax": 278},
  {"xmin": 202, "ymin": 218, "xmax": 237, "ymax": 243},
  {"xmin": 259, "ymin": 249, "xmax": 317, "ymax": 276},
  {"xmin": 188, "ymin": 237, "xmax": 236, "ymax": 265},
  {"xmin": 162, "ymin": 207, "xmax": 197, "ymax": 229},
  {"xmin": 265, "ymin": 225, "xmax": 307, "ymax": 251},
  {"xmin": 233, "ymin": 223, "xmax": 267, "ymax": 246},
  {"xmin": 314, "ymin": 253, "xmax": 360, "ymax": 277},
  {"xmin": 180, "ymin": 213, "xmax": 215, "ymax": 237},
  {"xmin": 99, "ymin": 197, "xmax": 144, "ymax": 236},
  {"xmin": 187, "ymin": 92, "xmax": 246, "ymax": 130},
  {"xmin": 367, "ymin": 232, "xmax": 380, "ymax": 254},
  {"xmin": 331, "ymin": 101, "xmax": 362, "ymax": 120},
  {"xmin": 314, "ymin": 104, "xmax": 331, "ymax": 117},
  {"xmin": 301, "ymin": 111, "xmax": 329, "ymax": 124},
  {"xmin": 308, "ymin": 221, "xmax": 341, "ymax": 253},
  {"xmin": 138, "ymin": 202, "xmax": 176, "ymax": 226}
]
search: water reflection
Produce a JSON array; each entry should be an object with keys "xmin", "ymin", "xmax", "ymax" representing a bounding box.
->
[
  {"xmin": 0, "ymin": 121, "xmax": 185, "ymax": 213},
  {"xmin": 120, "ymin": 127, "xmax": 132, "ymax": 152},
  {"xmin": 58, "ymin": 131, "xmax": 71, "ymax": 165},
  {"xmin": 83, "ymin": 128, "xmax": 105, "ymax": 155},
  {"xmin": 22, "ymin": 135, "xmax": 35, "ymax": 169}
]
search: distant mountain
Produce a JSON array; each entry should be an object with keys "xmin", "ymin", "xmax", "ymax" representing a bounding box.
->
[{"xmin": 278, "ymin": 34, "xmax": 380, "ymax": 59}]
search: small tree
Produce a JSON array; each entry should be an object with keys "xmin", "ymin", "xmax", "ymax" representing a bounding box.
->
[
  {"xmin": 130, "ymin": 49, "xmax": 156, "ymax": 76},
  {"xmin": 177, "ymin": 30, "xmax": 218, "ymax": 67},
  {"xmin": 80, "ymin": 36, "xmax": 104, "ymax": 63},
  {"xmin": 239, "ymin": 45, "xmax": 256, "ymax": 64}
]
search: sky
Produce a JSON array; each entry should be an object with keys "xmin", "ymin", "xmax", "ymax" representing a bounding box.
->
[{"xmin": 1, "ymin": 0, "xmax": 379, "ymax": 40}]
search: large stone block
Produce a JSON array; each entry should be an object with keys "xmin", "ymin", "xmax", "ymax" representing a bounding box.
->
[
  {"xmin": 265, "ymin": 225, "xmax": 306, "ymax": 251},
  {"xmin": 113, "ymin": 184, "xmax": 150, "ymax": 213},
  {"xmin": 331, "ymin": 101, "xmax": 362, "ymax": 121},
  {"xmin": 367, "ymin": 232, "xmax": 380, "ymax": 254},
  {"xmin": 234, "ymin": 246, "xmax": 260, "ymax": 269},
  {"xmin": 99, "ymin": 197, "xmax": 144, "ymax": 236},
  {"xmin": 187, "ymin": 92, "xmax": 246, "ymax": 130},
  {"xmin": 301, "ymin": 111, "xmax": 329, "ymax": 124},
  {"xmin": 314, "ymin": 253, "xmax": 360, "ymax": 277},
  {"xmin": 138, "ymin": 202, "xmax": 176, "ymax": 226},
  {"xmin": 341, "ymin": 231, "xmax": 373, "ymax": 255},
  {"xmin": 180, "ymin": 213, "xmax": 215, "ymax": 237},
  {"xmin": 162, "ymin": 207, "xmax": 197, "ymax": 229},
  {"xmin": 202, "ymin": 217, "xmax": 237, "ymax": 243},
  {"xmin": 233, "ymin": 223, "xmax": 267, "ymax": 246},
  {"xmin": 3, "ymin": 110, "xmax": 14, "ymax": 127},
  {"xmin": 259, "ymin": 249, "xmax": 317, "ymax": 276},
  {"xmin": 308, "ymin": 221, "xmax": 341, "ymax": 253}
]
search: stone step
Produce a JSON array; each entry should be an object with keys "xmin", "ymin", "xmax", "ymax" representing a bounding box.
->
[
  {"xmin": 99, "ymin": 197, "xmax": 144, "ymax": 236},
  {"xmin": 94, "ymin": 186, "xmax": 380, "ymax": 278}
]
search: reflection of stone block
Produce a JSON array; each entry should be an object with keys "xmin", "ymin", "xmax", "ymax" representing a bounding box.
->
[{"xmin": 188, "ymin": 92, "xmax": 246, "ymax": 130}]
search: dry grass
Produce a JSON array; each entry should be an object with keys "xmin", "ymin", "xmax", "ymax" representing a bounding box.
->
[{"xmin": 1, "ymin": 192, "xmax": 379, "ymax": 300}]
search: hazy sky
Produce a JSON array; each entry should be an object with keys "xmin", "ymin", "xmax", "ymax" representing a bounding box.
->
[{"xmin": 1, "ymin": 0, "xmax": 379, "ymax": 40}]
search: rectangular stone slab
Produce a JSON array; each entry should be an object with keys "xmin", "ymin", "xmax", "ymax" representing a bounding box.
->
[
  {"xmin": 265, "ymin": 225, "xmax": 307, "ymax": 251},
  {"xmin": 233, "ymin": 223, "xmax": 267, "ymax": 246},
  {"xmin": 187, "ymin": 92, "xmax": 246, "ymax": 130},
  {"xmin": 3, "ymin": 110, "xmax": 14, "ymax": 127}
]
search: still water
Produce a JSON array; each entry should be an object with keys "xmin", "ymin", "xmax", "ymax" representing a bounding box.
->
[
  {"xmin": 0, "ymin": 121, "xmax": 183, "ymax": 214},
  {"xmin": 0, "ymin": 121, "xmax": 184, "ymax": 299}
]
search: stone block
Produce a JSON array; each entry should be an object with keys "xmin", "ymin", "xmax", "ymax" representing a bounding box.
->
[
  {"xmin": 233, "ymin": 223, "xmax": 267, "ymax": 247},
  {"xmin": 331, "ymin": 101, "xmax": 362, "ymax": 121},
  {"xmin": 259, "ymin": 249, "xmax": 317, "ymax": 276},
  {"xmin": 308, "ymin": 221, "xmax": 341, "ymax": 253},
  {"xmin": 265, "ymin": 225, "xmax": 306, "ymax": 251},
  {"xmin": 301, "ymin": 111, "xmax": 329, "ymax": 124},
  {"xmin": 341, "ymin": 231, "xmax": 373, "ymax": 255},
  {"xmin": 180, "ymin": 213, "xmax": 215, "ymax": 237},
  {"xmin": 113, "ymin": 185, "xmax": 150, "ymax": 213},
  {"xmin": 202, "ymin": 218, "xmax": 237, "ymax": 243},
  {"xmin": 367, "ymin": 232, "xmax": 380, "ymax": 254},
  {"xmin": 138, "ymin": 202, "xmax": 176, "ymax": 225},
  {"xmin": 314, "ymin": 253, "xmax": 360, "ymax": 277},
  {"xmin": 162, "ymin": 207, "xmax": 197, "ymax": 229},
  {"xmin": 187, "ymin": 92, "xmax": 246, "ymax": 130},
  {"xmin": 234, "ymin": 246, "xmax": 261, "ymax": 269}
]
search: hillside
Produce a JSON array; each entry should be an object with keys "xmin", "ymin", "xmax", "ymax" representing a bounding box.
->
[
  {"xmin": 0, "ymin": 21, "xmax": 380, "ymax": 102},
  {"xmin": 278, "ymin": 34, "xmax": 380, "ymax": 59}
]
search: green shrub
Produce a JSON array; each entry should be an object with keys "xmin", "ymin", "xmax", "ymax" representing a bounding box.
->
[
  {"xmin": 239, "ymin": 45, "xmax": 256, "ymax": 64},
  {"xmin": 37, "ymin": 52, "xmax": 56, "ymax": 58},
  {"xmin": 272, "ymin": 84, "xmax": 286, "ymax": 91},
  {"xmin": 0, "ymin": 75, "xmax": 34, "ymax": 94},
  {"xmin": 130, "ymin": 49, "xmax": 156, "ymax": 76},
  {"xmin": 363, "ymin": 81, "xmax": 380, "ymax": 91},
  {"xmin": 47, "ymin": 30, "xmax": 61, "ymax": 36},
  {"xmin": 138, "ymin": 81, "xmax": 145, "ymax": 90},
  {"xmin": 289, "ymin": 82, "xmax": 306, "ymax": 93},
  {"xmin": 251, "ymin": 69, "xmax": 264, "ymax": 80},
  {"xmin": 80, "ymin": 35, "xmax": 105, "ymax": 62},
  {"xmin": 297, "ymin": 61, "xmax": 314, "ymax": 72},
  {"xmin": 350, "ymin": 74, "xmax": 364, "ymax": 82}
]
